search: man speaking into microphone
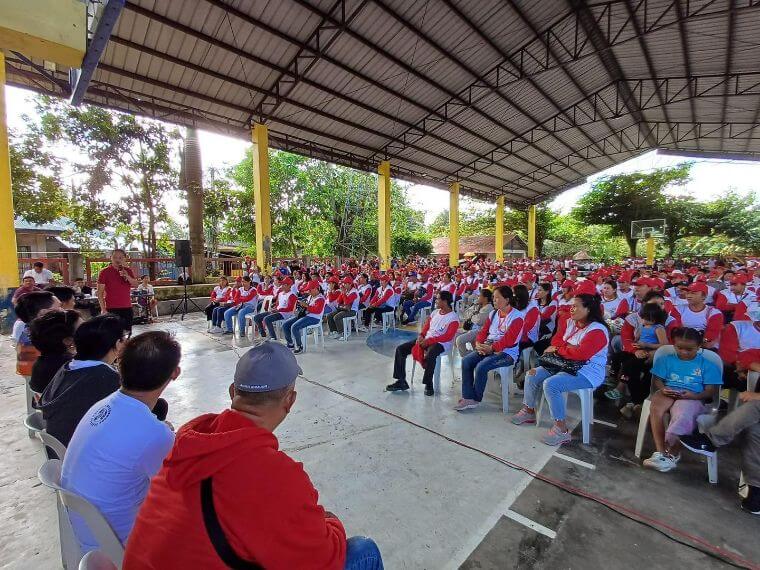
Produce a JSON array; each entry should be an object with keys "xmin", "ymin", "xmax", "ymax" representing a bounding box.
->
[{"xmin": 97, "ymin": 249, "xmax": 139, "ymax": 335}]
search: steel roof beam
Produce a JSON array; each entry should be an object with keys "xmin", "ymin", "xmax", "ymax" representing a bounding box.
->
[
  {"xmin": 569, "ymin": 0, "xmax": 657, "ymax": 147},
  {"xmin": 720, "ymin": 0, "xmax": 738, "ymax": 143},
  {"xmin": 124, "ymin": 1, "xmax": 540, "ymax": 184},
  {"xmin": 289, "ymin": 0, "xmax": 578, "ymax": 184},
  {"xmin": 622, "ymin": 0, "xmax": 677, "ymax": 148},
  {"xmin": 365, "ymin": 0, "xmax": 589, "ymax": 179},
  {"xmin": 674, "ymin": 0, "xmax": 700, "ymax": 151}
]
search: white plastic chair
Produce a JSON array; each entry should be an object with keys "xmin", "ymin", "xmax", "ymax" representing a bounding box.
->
[
  {"xmin": 410, "ymin": 347, "xmax": 457, "ymax": 393},
  {"xmin": 486, "ymin": 366, "xmax": 515, "ymax": 414},
  {"xmin": 748, "ymin": 371, "xmax": 759, "ymax": 393},
  {"xmin": 24, "ymin": 375, "xmax": 37, "ymax": 437},
  {"xmin": 272, "ymin": 318, "xmax": 286, "ymax": 341},
  {"xmin": 342, "ymin": 315, "xmax": 358, "ymax": 340},
  {"xmin": 301, "ymin": 323, "xmax": 325, "ymax": 352},
  {"xmin": 370, "ymin": 310, "xmax": 396, "ymax": 334},
  {"xmin": 25, "ymin": 411, "xmax": 67, "ymax": 460},
  {"xmin": 79, "ymin": 550, "xmax": 117, "ymax": 570},
  {"xmin": 534, "ymin": 386, "xmax": 595, "ymax": 444},
  {"xmin": 635, "ymin": 345, "xmax": 722, "ymax": 483},
  {"xmin": 38, "ymin": 460, "xmax": 124, "ymax": 569},
  {"xmin": 416, "ymin": 306, "xmax": 431, "ymax": 331},
  {"xmin": 454, "ymin": 299, "xmax": 463, "ymax": 316}
]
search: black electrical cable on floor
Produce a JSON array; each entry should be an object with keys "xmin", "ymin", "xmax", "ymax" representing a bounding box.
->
[{"xmin": 297, "ymin": 374, "xmax": 759, "ymax": 570}]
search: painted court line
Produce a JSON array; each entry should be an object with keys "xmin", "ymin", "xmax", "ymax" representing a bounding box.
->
[
  {"xmin": 554, "ymin": 452, "xmax": 596, "ymax": 470},
  {"xmin": 593, "ymin": 419, "xmax": 618, "ymax": 428},
  {"xmin": 505, "ymin": 509, "xmax": 557, "ymax": 539}
]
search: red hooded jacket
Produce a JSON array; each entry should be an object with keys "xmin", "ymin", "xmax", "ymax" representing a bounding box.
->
[{"xmin": 123, "ymin": 410, "xmax": 346, "ymax": 570}]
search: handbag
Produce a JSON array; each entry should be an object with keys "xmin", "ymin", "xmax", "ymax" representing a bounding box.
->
[
  {"xmin": 463, "ymin": 318, "xmax": 473, "ymax": 331},
  {"xmin": 538, "ymin": 352, "xmax": 586, "ymax": 375}
]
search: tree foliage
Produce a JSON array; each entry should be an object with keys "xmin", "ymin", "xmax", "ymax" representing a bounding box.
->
[{"xmin": 573, "ymin": 164, "xmax": 692, "ymax": 256}]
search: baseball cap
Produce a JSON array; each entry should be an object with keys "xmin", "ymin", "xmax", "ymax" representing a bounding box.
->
[
  {"xmin": 686, "ymin": 282, "xmax": 708, "ymax": 295},
  {"xmin": 561, "ymin": 279, "xmax": 575, "ymax": 289},
  {"xmin": 341, "ymin": 276, "xmax": 353, "ymax": 285},
  {"xmin": 234, "ymin": 342, "xmax": 302, "ymax": 393},
  {"xmin": 573, "ymin": 280, "xmax": 598, "ymax": 296},
  {"xmin": 306, "ymin": 280, "xmax": 321, "ymax": 290},
  {"xmin": 731, "ymin": 274, "xmax": 749, "ymax": 285},
  {"xmin": 281, "ymin": 277, "xmax": 293, "ymax": 286}
]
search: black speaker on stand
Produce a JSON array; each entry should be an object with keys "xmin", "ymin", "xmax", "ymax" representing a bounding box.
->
[{"xmin": 170, "ymin": 240, "xmax": 202, "ymax": 320}]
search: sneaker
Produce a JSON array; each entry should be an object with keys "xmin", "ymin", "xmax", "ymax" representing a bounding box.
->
[
  {"xmin": 337, "ymin": 336, "xmax": 348, "ymax": 342},
  {"xmin": 453, "ymin": 399, "xmax": 479, "ymax": 411},
  {"xmin": 619, "ymin": 403, "xmax": 635, "ymax": 419},
  {"xmin": 542, "ymin": 426, "xmax": 572, "ymax": 446},
  {"xmin": 222, "ymin": 330, "xmax": 233, "ymax": 335},
  {"xmin": 357, "ymin": 325, "xmax": 368, "ymax": 332},
  {"xmin": 424, "ymin": 385, "xmax": 434, "ymax": 397},
  {"xmin": 329, "ymin": 332, "xmax": 340, "ymax": 339},
  {"xmin": 679, "ymin": 433, "xmax": 716, "ymax": 457},
  {"xmin": 210, "ymin": 326, "xmax": 223, "ymax": 334},
  {"xmin": 643, "ymin": 451, "xmax": 677, "ymax": 472},
  {"xmin": 510, "ymin": 406, "xmax": 536, "ymax": 425},
  {"xmin": 293, "ymin": 347, "xmax": 304, "ymax": 355},
  {"xmin": 741, "ymin": 486, "xmax": 760, "ymax": 515},
  {"xmin": 286, "ymin": 344, "xmax": 295, "ymax": 349},
  {"xmin": 385, "ymin": 380, "xmax": 410, "ymax": 392}
]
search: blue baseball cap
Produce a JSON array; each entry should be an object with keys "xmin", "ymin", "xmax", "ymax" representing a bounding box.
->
[{"xmin": 234, "ymin": 341, "xmax": 302, "ymax": 393}]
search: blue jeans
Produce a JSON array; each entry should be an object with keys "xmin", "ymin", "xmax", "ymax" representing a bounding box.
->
[
  {"xmin": 235, "ymin": 304, "xmax": 257, "ymax": 334},
  {"xmin": 211, "ymin": 305, "xmax": 229, "ymax": 327},
  {"xmin": 404, "ymin": 300, "xmax": 430, "ymax": 322},
  {"xmin": 263, "ymin": 312, "xmax": 284, "ymax": 339},
  {"xmin": 345, "ymin": 536, "xmax": 384, "ymax": 570},
  {"xmin": 283, "ymin": 315, "xmax": 320, "ymax": 349},
  {"xmin": 461, "ymin": 351, "xmax": 515, "ymax": 401},
  {"xmin": 223, "ymin": 306, "xmax": 241, "ymax": 332},
  {"xmin": 523, "ymin": 367, "xmax": 593, "ymax": 421}
]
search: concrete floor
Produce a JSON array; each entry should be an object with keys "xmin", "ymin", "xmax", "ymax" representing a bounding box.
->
[{"xmin": 2, "ymin": 313, "xmax": 759, "ymax": 569}]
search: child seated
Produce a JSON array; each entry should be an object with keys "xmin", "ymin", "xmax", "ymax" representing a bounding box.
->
[
  {"xmin": 606, "ymin": 304, "xmax": 669, "ymax": 400},
  {"xmin": 643, "ymin": 327, "xmax": 722, "ymax": 473}
]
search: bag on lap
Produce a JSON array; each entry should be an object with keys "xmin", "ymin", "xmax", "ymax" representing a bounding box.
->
[{"xmin": 538, "ymin": 352, "xmax": 586, "ymax": 375}]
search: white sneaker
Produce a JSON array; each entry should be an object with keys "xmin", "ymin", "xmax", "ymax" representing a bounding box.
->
[
  {"xmin": 337, "ymin": 336, "xmax": 348, "ymax": 342},
  {"xmin": 453, "ymin": 399, "xmax": 480, "ymax": 412},
  {"xmin": 329, "ymin": 332, "xmax": 340, "ymax": 339},
  {"xmin": 210, "ymin": 326, "xmax": 223, "ymax": 334},
  {"xmin": 643, "ymin": 452, "xmax": 677, "ymax": 472},
  {"xmin": 357, "ymin": 325, "xmax": 368, "ymax": 332}
]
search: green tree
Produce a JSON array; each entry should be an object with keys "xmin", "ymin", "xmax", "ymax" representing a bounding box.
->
[
  {"xmin": 573, "ymin": 163, "xmax": 692, "ymax": 256},
  {"xmin": 696, "ymin": 190, "xmax": 760, "ymax": 253}
]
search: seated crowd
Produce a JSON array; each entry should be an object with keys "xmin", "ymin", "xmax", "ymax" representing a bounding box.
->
[{"xmin": 10, "ymin": 254, "xmax": 760, "ymax": 567}]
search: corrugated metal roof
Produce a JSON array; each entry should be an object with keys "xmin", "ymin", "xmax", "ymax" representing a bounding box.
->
[{"xmin": 5, "ymin": 0, "xmax": 760, "ymax": 207}]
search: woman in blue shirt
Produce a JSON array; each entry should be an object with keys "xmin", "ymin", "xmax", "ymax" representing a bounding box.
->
[{"xmin": 644, "ymin": 327, "xmax": 722, "ymax": 473}]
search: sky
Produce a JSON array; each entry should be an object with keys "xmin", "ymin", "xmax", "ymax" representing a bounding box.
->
[{"xmin": 7, "ymin": 85, "xmax": 760, "ymax": 225}]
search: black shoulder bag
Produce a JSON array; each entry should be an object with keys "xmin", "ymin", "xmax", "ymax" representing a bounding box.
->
[{"xmin": 201, "ymin": 477, "xmax": 263, "ymax": 569}]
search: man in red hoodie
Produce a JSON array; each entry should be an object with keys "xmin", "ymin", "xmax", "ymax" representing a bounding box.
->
[{"xmin": 124, "ymin": 342, "xmax": 384, "ymax": 570}]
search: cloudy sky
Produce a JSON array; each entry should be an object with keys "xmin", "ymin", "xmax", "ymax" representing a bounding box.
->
[{"xmin": 7, "ymin": 86, "xmax": 759, "ymax": 224}]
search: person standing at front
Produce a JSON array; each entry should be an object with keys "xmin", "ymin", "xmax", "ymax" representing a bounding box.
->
[{"xmin": 97, "ymin": 249, "xmax": 139, "ymax": 335}]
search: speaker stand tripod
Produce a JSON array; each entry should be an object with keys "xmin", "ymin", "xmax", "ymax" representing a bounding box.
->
[{"xmin": 170, "ymin": 266, "xmax": 203, "ymax": 320}]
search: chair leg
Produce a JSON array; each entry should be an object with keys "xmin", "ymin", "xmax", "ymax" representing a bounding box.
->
[
  {"xmin": 707, "ymin": 453, "xmax": 718, "ymax": 484},
  {"xmin": 500, "ymin": 367, "xmax": 513, "ymax": 414},
  {"xmin": 580, "ymin": 390, "xmax": 592, "ymax": 445},
  {"xmin": 635, "ymin": 399, "xmax": 652, "ymax": 458}
]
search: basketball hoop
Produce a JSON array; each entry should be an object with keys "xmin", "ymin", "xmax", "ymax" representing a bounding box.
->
[{"xmin": 631, "ymin": 219, "xmax": 666, "ymax": 266}]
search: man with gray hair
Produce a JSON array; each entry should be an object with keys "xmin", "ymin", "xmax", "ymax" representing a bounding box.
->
[{"xmin": 124, "ymin": 341, "xmax": 384, "ymax": 569}]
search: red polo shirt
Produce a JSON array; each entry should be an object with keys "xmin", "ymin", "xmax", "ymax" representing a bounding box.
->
[{"xmin": 97, "ymin": 265, "xmax": 134, "ymax": 309}]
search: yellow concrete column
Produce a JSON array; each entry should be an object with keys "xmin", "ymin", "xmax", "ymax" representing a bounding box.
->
[
  {"xmin": 377, "ymin": 160, "xmax": 391, "ymax": 270},
  {"xmin": 646, "ymin": 236, "xmax": 655, "ymax": 266},
  {"xmin": 251, "ymin": 123, "xmax": 272, "ymax": 275},
  {"xmin": 449, "ymin": 182, "xmax": 460, "ymax": 268},
  {"xmin": 495, "ymin": 196, "xmax": 505, "ymax": 262},
  {"xmin": 527, "ymin": 204, "xmax": 537, "ymax": 260},
  {"xmin": 0, "ymin": 51, "xmax": 19, "ymax": 293}
]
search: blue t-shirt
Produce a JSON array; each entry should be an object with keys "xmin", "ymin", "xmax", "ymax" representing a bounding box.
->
[
  {"xmin": 639, "ymin": 324, "xmax": 664, "ymax": 345},
  {"xmin": 651, "ymin": 351, "xmax": 723, "ymax": 394},
  {"xmin": 61, "ymin": 390, "xmax": 175, "ymax": 550}
]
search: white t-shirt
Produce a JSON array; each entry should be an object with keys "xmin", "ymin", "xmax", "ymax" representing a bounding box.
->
[
  {"xmin": 23, "ymin": 268, "xmax": 53, "ymax": 284},
  {"xmin": 61, "ymin": 391, "xmax": 174, "ymax": 550}
]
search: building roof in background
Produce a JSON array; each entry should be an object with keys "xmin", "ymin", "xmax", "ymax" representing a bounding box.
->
[
  {"xmin": 14, "ymin": 218, "xmax": 71, "ymax": 233},
  {"xmin": 431, "ymin": 233, "xmax": 524, "ymax": 255},
  {"xmin": 5, "ymin": 2, "xmax": 759, "ymax": 207}
]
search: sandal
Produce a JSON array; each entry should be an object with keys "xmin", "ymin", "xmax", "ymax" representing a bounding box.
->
[{"xmin": 604, "ymin": 388, "xmax": 623, "ymax": 400}]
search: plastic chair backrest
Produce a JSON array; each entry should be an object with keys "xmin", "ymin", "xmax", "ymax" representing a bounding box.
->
[
  {"xmin": 37, "ymin": 460, "xmax": 125, "ymax": 567},
  {"xmin": 25, "ymin": 411, "xmax": 68, "ymax": 460},
  {"xmin": 79, "ymin": 550, "xmax": 118, "ymax": 570}
]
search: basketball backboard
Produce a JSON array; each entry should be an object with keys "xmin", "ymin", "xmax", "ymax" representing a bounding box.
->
[{"xmin": 631, "ymin": 219, "xmax": 666, "ymax": 239}]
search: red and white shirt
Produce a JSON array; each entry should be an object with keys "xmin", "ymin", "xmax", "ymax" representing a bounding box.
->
[
  {"xmin": 672, "ymin": 305, "xmax": 724, "ymax": 345},
  {"xmin": 211, "ymin": 285, "xmax": 231, "ymax": 303},
  {"xmin": 601, "ymin": 296, "xmax": 628, "ymax": 320},
  {"xmin": 550, "ymin": 320, "xmax": 610, "ymax": 387},
  {"xmin": 476, "ymin": 307, "xmax": 525, "ymax": 360},
  {"xmin": 421, "ymin": 309, "xmax": 460, "ymax": 352},
  {"xmin": 522, "ymin": 301, "xmax": 540, "ymax": 343},
  {"xmin": 306, "ymin": 294, "xmax": 327, "ymax": 320},
  {"xmin": 719, "ymin": 320, "xmax": 760, "ymax": 369},
  {"xmin": 276, "ymin": 291, "xmax": 298, "ymax": 318},
  {"xmin": 340, "ymin": 289, "xmax": 360, "ymax": 312}
]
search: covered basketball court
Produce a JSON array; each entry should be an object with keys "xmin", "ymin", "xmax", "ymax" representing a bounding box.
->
[{"xmin": 2, "ymin": 1, "xmax": 760, "ymax": 568}]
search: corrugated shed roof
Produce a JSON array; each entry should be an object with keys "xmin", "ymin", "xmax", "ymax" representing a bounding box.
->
[
  {"xmin": 5, "ymin": 0, "xmax": 760, "ymax": 207},
  {"xmin": 431, "ymin": 233, "xmax": 524, "ymax": 255}
]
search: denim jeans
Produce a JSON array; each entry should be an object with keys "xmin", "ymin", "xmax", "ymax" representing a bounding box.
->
[
  {"xmin": 403, "ymin": 300, "xmax": 430, "ymax": 322},
  {"xmin": 523, "ymin": 367, "xmax": 593, "ymax": 421},
  {"xmin": 252, "ymin": 311, "xmax": 269, "ymax": 336},
  {"xmin": 211, "ymin": 305, "xmax": 229, "ymax": 327},
  {"xmin": 223, "ymin": 306, "xmax": 241, "ymax": 332},
  {"xmin": 236, "ymin": 304, "xmax": 257, "ymax": 334},
  {"xmin": 284, "ymin": 315, "xmax": 320, "ymax": 349},
  {"xmin": 344, "ymin": 536, "xmax": 384, "ymax": 570},
  {"xmin": 460, "ymin": 351, "xmax": 515, "ymax": 401},
  {"xmin": 263, "ymin": 312, "xmax": 285, "ymax": 339}
]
